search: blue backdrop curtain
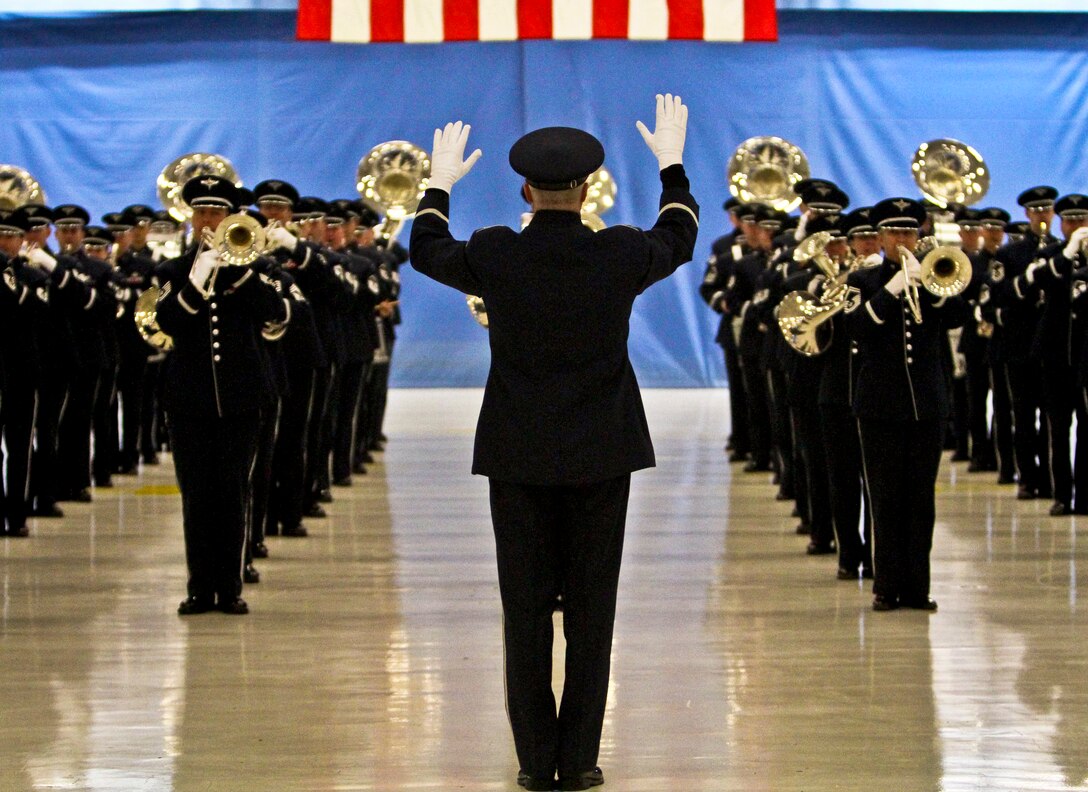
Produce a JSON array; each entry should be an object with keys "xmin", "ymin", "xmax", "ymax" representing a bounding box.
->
[{"xmin": 1, "ymin": 10, "xmax": 1087, "ymax": 386}]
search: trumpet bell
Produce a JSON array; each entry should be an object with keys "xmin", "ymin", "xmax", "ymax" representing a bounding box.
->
[
  {"xmin": 727, "ymin": 136, "xmax": 809, "ymax": 213},
  {"xmin": 920, "ymin": 243, "xmax": 973, "ymax": 298},
  {"xmin": 157, "ymin": 153, "xmax": 242, "ymax": 223},
  {"xmin": 0, "ymin": 165, "xmax": 48, "ymax": 210},
  {"xmin": 775, "ymin": 291, "xmax": 837, "ymax": 357},
  {"xmin": 134, "ymin": 287, "xmax": 174, "ymax": 351},
  {"xmin": 911, "ymin": 139, "xmax": 989, "ymax": 209},
  {"xmin": 212, "ymin": 213, "xmax": 267, "ymax": 267}
]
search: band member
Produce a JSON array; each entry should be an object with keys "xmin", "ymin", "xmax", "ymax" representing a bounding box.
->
[
  {"xmin": 844, "ymin": 197, "xmax": 967, "ymax": 612},
  {"xmin": 1009, "ymin": 194, "xmax": 1088, "ymax": 514},
  {"xmin": 156, "ymin": 176, "xmax": 286, "ymax": 615},
  {"xmin": 992, "ymin": 186, "xmax": 1056, "ymax": 500},
  {"xmin": 410, "ymin": 95, "xmax": 697, "ymax": 790}
]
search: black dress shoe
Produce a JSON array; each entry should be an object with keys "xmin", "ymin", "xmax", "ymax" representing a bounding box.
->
[
  {"xmin": 177, "ymin": 596, "xmax": 215, "ymax": 615},
  {"xmin": 774, "ymin": 490, "xmax": 792, "ymax": 501},
  {"xmin": 1016, "ymin": 485, "xmax": 1037, "ymax": 500},
  {"xmin": 378, "ymin": 432, "xmax": 388, "ymax": 442},
  {"xmin": 332, "ymin": 476, "xmax": 352, "ymax": 487},
  {"xmin": 217, "ymin": 597, "xmax": 249, "ymax": 615},
  {"xmin": 837, "ymin": 567, "xmax": 857, "ymax": 580},
  {"xmin": 94, "ymin": 477, "xmax": 113, "ymax": 489},
  {"xmin": 316, "ymin": 488, "xmax": 333, "ymax": 504},
  {"xmin": 59, "ymin": 488, "xmax": 92, "ymax": 503},
  {"xmin": 31, "ymin": 503, "xmax": 64, "ymax": 518},
  {"xmin": 743, "ymin": 460, "xmax": 770, "ymax": 473},
  {"xmin": 6, "ymin": 524, "xmax": 29, "ymax": 538},
  {"xmin": 303, "ymin": 504, "xmax": 326, "ymax": 519},
  {"xmin": 265, "ymin": 523, "xmax": 280, "ymax": 537},
  {"xmin": 902, "ymin": 597, "xmax": 938, "ymax": 612},
  {"xmin": 872, "ymin": 595, "xmax": 899, "ymax": 612},
  {"xmin": 115, "ymin": 463, "xmax": 138, "ymax": 475},
  {"xmin": 1038, "ymin": 487, "xmax": 1053, "ymax": 499},
  {"xmin": 142, "ymin": 454, "xmax": 160, "ymax": 466},
  {"xmin": 362, "ymin": 451, "xmax": 376, "ymax": 463},
  {"xmin": 727, "ymin": 450, "xmax": 748, "ymax": 463},
  {"xmin": 517, "ymin": 771, "xmax": 556, "ymax": 790},
  {"xmin": 559, "ymin": 768, "xmax": 604, "ymax": 791},
  {"xmin": 243, "ymin": 564, "xmax": 260, "ymax": 584},
  {"xmin": 861, "ymin": 566, "xmax": 874, "ymax": 579},
  {"xmin": 950, "ymin": 451, "xmax": 970, "ymax": 462},
  {"xmin": 789, "ymin": 504, "xmax": 800, "ymax": 517},
  {"xmin": 252, "ymin": 541, "xmax": 269, "ymax": 559},
  {"xmin": 996, "ymin": 472, "xmax": 1016, "ymax": 485},
  {"xmin": 352, "ymin": 461, "xmax": 368, "ymax": 474},
  {"xmin": 806, "ymin": 542, "xmax": 836, "ymax": 556},
  {"xmin": 1050, "ymin": 501, "xmax": 1073, "ymax": 516},
  {"xmin": 795, "ymin": 523, "xmax": 811, "ymax": 536},
  {"xmin": 281, "ymin": 524, "xmax": 309, "ymax": 537}
]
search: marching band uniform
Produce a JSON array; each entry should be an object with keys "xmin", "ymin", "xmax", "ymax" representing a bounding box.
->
[
  {"xmin": 156, "ymin": 176, "xmax": 285, "ymax": 615},
  {"xmin": 410, "ymin": 101, "xmax": 698, "ymax": 790},
  {"xmin": 844, "ymin": 198, "xmax": 967, "ymax": 612}
]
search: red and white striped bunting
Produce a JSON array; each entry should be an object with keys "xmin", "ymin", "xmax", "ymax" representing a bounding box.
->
[{"xmin": 297, "ymin": 0, "xmax": 777, "ymax": 43}]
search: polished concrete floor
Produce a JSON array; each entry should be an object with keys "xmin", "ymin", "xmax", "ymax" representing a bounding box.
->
[{"xmin": 2, "ymin": 388, "xmax": 1087, "ymax": 791}]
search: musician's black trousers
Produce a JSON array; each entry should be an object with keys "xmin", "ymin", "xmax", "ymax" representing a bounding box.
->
[
  {"xmin": 858, "ymin": 418, "xmax": 942, "ymax": 604},
  {"xmin": 991, "ymin": 361, "xmax": 1015, "ymax": 480},
  {"xmin": 169, "ymin": 409, "xmax": 261, "ymax": 602},
  {"xmin": 1006, "ymin": 359, "xmax": 1051, "ymax": 495},
  {"xmin": 489, "ymin": 474, "xmax": 629, "ymax": 781},
  {"xmin": 820, "ymin": 403, "xmax": 871, "ymax": 573},
  {"xmin": 721, "ymin": 338, "xmax": 749, "ymax": 455}
]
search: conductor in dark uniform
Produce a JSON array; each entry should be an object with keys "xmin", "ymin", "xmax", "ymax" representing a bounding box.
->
[
  {"xmin": 410, "ymin": 95, "xmax": 698, "ymax": 792},
  {"xmin": 844, "ymin": 198, "xmax": 967, "ymax": 612},
  {"xmin": 155, "ymin": 176, "xmax": 286, "ymax": 615}
]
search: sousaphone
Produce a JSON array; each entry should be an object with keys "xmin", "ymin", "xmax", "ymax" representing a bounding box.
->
[
  {"xmin": 911, "ymin": 138, "xmax": 989, "ymax": 209},
  {"xmin": 356, "ymin": 141, "xmax": 431, "ymax": 244},
  {"xmin": 0, "ymin": 165, "xmax": 48, "ymax": 211},
  {"xmin": 157, "ymin": 153, "xmax": 243, "ymax": 223},
  {"xmin": 727, "ymin": 136, "xmax": 809, "ymax": 213}
]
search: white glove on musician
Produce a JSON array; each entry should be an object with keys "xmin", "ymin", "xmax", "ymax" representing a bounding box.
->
[
  {"xmin": 267, "ymin": 226, "xmax": 298, "ymax": 252},
  {"xmin": 636, "ymin": 93, "xmax": 688, "ymax": 170},
  {"xmin": 885, "ymin": 248, "xmax": 921, "ymax": 295},
  {"xmin": 189, "ymin": 249, "xmax": 219, "ymax": 294},
  {"xmin": 26, "ymin": 247, "xmax": 57, "ymax": 273},
  {"xmin": 428, "ymin": 121, "xmax": 483, "ymax": 194},
  {"xmin": 1023, "ymin": 258, "xmax": 1048, "ymax": 285},
  {"xmin": 1063, "ymin": 226, "xmax": 1088, "ymax": 259}
]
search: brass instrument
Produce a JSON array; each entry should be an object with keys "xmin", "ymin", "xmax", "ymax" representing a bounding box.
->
[
  {"xmin": 916, "ymin": 236, "xmax": 973, "ymax": 298},
  {"xmin": 727, "ymin": 136, "xmax": 809, "ymax": 213},
  {"xmin": 356, "ymin": 140, "xmax": 430, "ymax": 245},
  {"xmin": 898, "ymin": 246, "xmax": 924, "ymax": 324},
  {"xmin": 466, "ymin": 295, "xmax": 488, "ymax": 328},
  {"xmin": 134, "ymin": 286, "xmax": 174, "ymax": 351},
  {"xmin": 775, "ymin": 231, "xmax": 858, "ymax": 356},
  {"xmin": 157, "ymin": 153, "xmax": 242, "ymax": 223},
  {"xmin": 0, "ymin": 165, "xmax": 48, "ymax": 210},
  {"xmin": 911, "ymin": 139, "xmax": 989, "ymax": 209}
]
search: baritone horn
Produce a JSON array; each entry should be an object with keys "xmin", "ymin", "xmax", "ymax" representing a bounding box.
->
[
  {"xmin": 0, "ymin": 165, "xmax": 48, "ymax": 210},
  {"xmin": 775, "ymin": 231, "xmax": 857, "ymax": 356}
]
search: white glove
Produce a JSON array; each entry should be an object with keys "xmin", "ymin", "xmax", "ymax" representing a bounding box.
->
[
  {"xmin": 428, "ymin": 121, "xmax": 482, "ymax": 194},
  {"xmin": 267, "ymin": 226, "xmax": 298, "ymax": 252},
  {"xmin": 26, "ymin": 247, "xmax": 57, "ymax": 273},
  {"xmin": 636, "ymin": 93, "xmax": 688, "ymax": 170},
  {"xmin": 884, "ymin": 270, "xmax": 909, "ymax": 295},
  {"xmin": 1063, "ymin": 226, "xmax": 1088, "ymax": 259},
  {"xmin": 863, "ymin": 253, "xmax": 884, "ymax": 268},
  {"xmin": 189, "ymin": 249, "xmax": 219, "ymax": 293},
  {"xmin": 1023, "ymin": 258, "xmax": 1047, "ymax": 285}
]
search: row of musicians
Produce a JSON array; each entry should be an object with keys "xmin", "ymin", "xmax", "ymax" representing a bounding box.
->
[
  {"xmin": 700, "ymin": 186, "xmax": 1088, "ymax": 607},
  {"xmin": 0, "ymin": 178, "xmax": 404, "ymax": 547}
]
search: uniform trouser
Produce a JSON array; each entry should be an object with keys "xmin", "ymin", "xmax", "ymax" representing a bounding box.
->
[
  {"xmin": 769, "ymin": 366, "xmax": 796, "ymax": 501},
  {"xmin": 169, "ymin": 409, "xmax": 261, "ymax": 601},
  {"xmin": 950, "ymin": 375, "xmax": 970, "ymax": 457},
  {"xmin": 247, "ymin": 400, "xmax": 280, "ymax": 564},
  {"xmin": 2, "ymin": 382, "xmax": 37, "ymax": 532},
  {"xmin": 1044, "ymin": 363, "xmax": 1075, "ymax": 506},
  {"xmin": 116, "ymin": 355, "xmax": 146, "ymax": 470},
  {"xmin": 306, "ymin": 364, "xmax": 335, "ymax": 502},
  {"xmin": 991, "ymin": 361, "xmax": 1015, "ymax": 479},
  {"xmin": 1075, "ymin": 388, "xmax": 1088, "ymax": 513},
  {"xmin": 739, "ymin": 352, "xmax": 771, "ymax": 467},
  {"xmin": 364, "ymin": 358, "xmax": 392, "ymax": 451},
  {"xmin": 820, "ymin": 404, "xmax": 872, "ymax": 573},
  {"xmin": 140, "ymin": 358, "xmax": 163, "ymax": 460},
  {"xmin": 59, "ymin": 365, "xmax": 100, "ymax": 495},
  {"xmin": 91, "ymin": 364, "xmax": 119, "ymax": 484},
  {"xmin": 858, "ymin": 418, "xmax": 943, "ymax": 603},
  {"xmin": 722, "ymin": 339, "xmax": 750, "ymax": 455},
  {"xmin": 489, "ymin": 474, "xmax": 630, "ymax": 781},
  {"xmin": 791, "ymin": 394, "xmax": 832, "ymax": 547},
  {"xmin": 31, "ymin": 369, "xmax": 68, "ymax": 510},
  {"xmin": 965, "ymin": 350, "xmax": 994, "ymax": 465},
  {"xmin": 269, "ymin": 368, "xmax": 315, "ymax": 533},
  {"xmin": 332, "ymin": 359, "xmax": 369, "ymax": 481},
  {"xmin": 1007, "ymin": 359, "xmax": 1051, "ymax": 494}
]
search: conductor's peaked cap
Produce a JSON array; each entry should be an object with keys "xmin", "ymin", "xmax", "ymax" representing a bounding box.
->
[{"xmin": 509, "ymin": 127, "xmax": 605, "ymax": 191}]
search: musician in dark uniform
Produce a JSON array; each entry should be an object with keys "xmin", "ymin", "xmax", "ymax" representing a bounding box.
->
[
  {"xmin": 1008, "ymin": 194, "xmax": 1088, "ymax": 514},
  {"xmin": 410, "ymin": 95, "xmax": 698, "ymax": 791},
  {"xmin": 991, "ymin": 186, "xmax": 1057, "ymax": 500},
  {"xmin": 844, "ymin": 198, "xmax": 967, "ymax": 612},
  {"xmin": 155, "ymin": 176, "xmax": 286, "ymax": 615}
]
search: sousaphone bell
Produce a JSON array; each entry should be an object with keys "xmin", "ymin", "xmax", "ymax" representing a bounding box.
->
[{"xmin": 727, "ymin": 136, "xmax": 809, "ymax": 213}]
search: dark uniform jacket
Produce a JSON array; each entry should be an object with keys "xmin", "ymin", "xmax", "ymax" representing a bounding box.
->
[
  {"xmin": 989, "ymin": 233, "xmax": 1053, "ymax": 363},
  {"xmin": 155, "ymin": 249, "xmax": 286, "ymax": 419},
  {"xmin": 844, "ymin": 258, "xmax": 968, "ymax": 421},
  {"xmin": 410, "ymin": 164, "xmax": 699, "ymax": 485}
]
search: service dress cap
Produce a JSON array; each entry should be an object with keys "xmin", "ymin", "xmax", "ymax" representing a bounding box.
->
[
  {"xmin": 792, "ymin": 178, "xmax": 837, "ymax": 197},
  {"xmin": 123, "ymin": 204, "xmax": 156, "ymax": 224},
  {"xmin": 254, "ymin": 179, "xmax": 300, "ymax": 207},
  {"xmin": 955, "ymin": 206, "xmax": 981, "ymax": 227},
  {"xmin": 83, "ymin": 225, "xmax": 113, "ymax": 246},
  {"xmin": 103, "ymin": 212, "xmax": 133, "ymax": 232},
  {"xmin": 20, "ymin": 203, "xmax": 53, "ymax": 228},
  {"xmin": 842, "ymin": 207, "xmax": 876, "ymax": 237},
  {"xmin": 509, "ymin": 127, "xmax": 605, "ymax": 191},
  {"xmin": 806, "ymin": 213, "xmax": 844, "ymax": 238},
  {"xmin": 1055, "ymin": 194, "xmax": 1088, "ymax": 219},
  {"xmin": 53, "ymin": 204, "xmax": 91, "ymax": 227},
  {"xmin": 870, "ymin": 197, "xmax": 927, "ymax": 230},
  {"xmin": 800, "ymin": 183, "xmax": 850, "ymax": 213},
  {"xmin": 977, "ymin": 207, "xmax": 1010, "ymax": 227},
  {"xmin": 1017, "ymin": 185, "xmax": 1058, "ymax": 209},
  {"xmin": 0, "ymin": 207, "xmax": 30, "ymax": 234},
  {"xmin": 182, "ymin": 175, "xmax": 238, "ymax": 211}
]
